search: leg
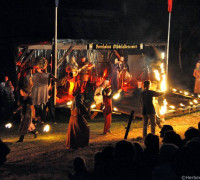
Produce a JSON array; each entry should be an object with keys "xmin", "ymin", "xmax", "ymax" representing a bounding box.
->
[
  {"xmin": 17, "ymin": 135, "xmax": 24, "ymax": 142},
  {"xmin": 91, "ymin": 103, "xmax": 102, "ymax": 120},
  {"xmin": 103, "ymin": 112, "xmax": 112, "ymax": 134},
  {"xmin": 143, "ymin": 114, "xmax": 149, "ymax": 138},
  {"xmin": 149, "ymin": 114, "xmax": 156, "ymax": 134}
]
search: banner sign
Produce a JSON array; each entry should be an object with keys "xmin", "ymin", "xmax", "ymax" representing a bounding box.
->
[{"xmin": 87, "ymin": 44, "xmax": 139, "ymax": 50}]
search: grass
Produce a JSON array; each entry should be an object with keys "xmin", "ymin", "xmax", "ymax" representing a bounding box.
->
[{"xmin": 0, "ymin": 111, "xmax": 200, "ymax": 180}]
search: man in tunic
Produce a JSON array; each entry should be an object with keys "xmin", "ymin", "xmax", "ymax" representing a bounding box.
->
[{"xmin": 141, "ymin": 80, "xmax": 164, "ymax": 138}]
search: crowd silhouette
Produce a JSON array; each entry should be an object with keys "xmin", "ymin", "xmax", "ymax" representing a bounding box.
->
[{"xmin": 67, "ymin": 123, "xmax": 200, "ymax": 180}]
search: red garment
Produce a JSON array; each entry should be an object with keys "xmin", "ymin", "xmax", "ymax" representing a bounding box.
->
[
  {"xmin": 66, "ymin": 104, "xmax": 90, "ymax": 149},
  {"xmin": 103, "ymin": 94, "xmax": 112, "ymax": 134},
  {"xmin": 193, "ymin": 69, "xmax": 200, "ymax": 93}
]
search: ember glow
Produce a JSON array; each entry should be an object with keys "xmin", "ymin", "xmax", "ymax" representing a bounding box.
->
[
  {"xmin": 189, "ymin": 102, "xmax": 194, "ymax": 105},
  {"xmin": 184, "ymin": 91, "xmax": 189, "ymax": 96}
]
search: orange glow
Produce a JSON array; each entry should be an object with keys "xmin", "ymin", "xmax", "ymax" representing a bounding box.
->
[
  {"xmin": 103, "ymin": 68, "xmax": 108, "ymax": 79},
  {"xmin": 68, "ymin": 81, "xmax": 75, "ymax": 96}
]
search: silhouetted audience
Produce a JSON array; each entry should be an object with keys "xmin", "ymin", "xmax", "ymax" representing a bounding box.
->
[
  {"xmin": 152, "ymin": 144, "xmax": 178, "ymax": 180},
  {"xmin": 162, "ymin": 130, "xmax": 183, "ymax": 147},
  {"xmin": 68, "ymin": 157, "xmax": 91, "ymax": 180},
  {"xmin": 69, "ymin": 123, "xmax": 200, "ymax": 180},
  {"xmin": 0, "ymin": 139, "xmax": 10, "ymax": 166},
  {"xmin": 159, "ymin": 125, "xmax": 173, "ymax": 138},
  {"xmin": 184, "ymin": 127, "xmax": 200, "ymax": 143}
]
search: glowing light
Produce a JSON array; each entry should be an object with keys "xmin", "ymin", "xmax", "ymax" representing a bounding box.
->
[
  {"xmin": 161, "ymin": 52, "xmax": 165, "ymax": 59},
  {"xmin": 179, "ymin": 91, "xmax": 183, "ymax": 93},
  {"xmin": 172, "ymin": 88, "xmax": 177, "ymax": 92},
  {"xmin": 180, "ymin": 103, "xmax": 185, "ymax": 107},
  {"xmin": 153, "ymin": 70, "xmax": 160, "ymax": 81},
  {"xmin": 160, "ymin": 74, "xmax": 166, "ymax": 92},
  {"xmin": 184, "ymin": 91, "xmax": 189, "ymax": 96},
  {"xmin": 193, "ymin": 99, "xmax": 198, "ymax": 104},
  {"xmin": 189, "ymin": 102, "xmax": 193, "ymax": 105},
  {"xmin": 5, "ymin": 123, "xmax": 12, "ymax": 129},
  {"xmin": 198, "ymin": 94, "xmax": 200, "ymax": 98},
  {"xmin": 160, "ymin": 63, "xmax": 167, "ymax": 92},
  {"xmin": 113, "ymin": 107, "xmax": 118, "ymax": 111},
  {"xmin": 191, "ymin": 94, "xmax": 194, "ymax": 97},
  {"xmin": 113, "ymin": 92, "xmax": 120, "ymax": 100},
  {"xmin": 43, "ymin": 124, "xmax": 50, "ymax": 132},
  {"xmin": 169, "ymin": 105, "xmax": 175, "ymax": 109},
  {"xmin": 160, "ymin": 99, "xmax": 167, "ymax": 115},
  {"xmin": 67, "ymin": 101, "xmax": 72, "ymax": 106},
  {"xmin": 90, "ymin": 103, "xmax": 96, "ymax": 109}
]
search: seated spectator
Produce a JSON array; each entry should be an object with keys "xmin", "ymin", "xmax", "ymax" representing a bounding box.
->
[
  {"xmin": 159, "ymin": 125, "xmax": 173, "ymax": 138},
  {"xmin": 0, "ymin": 139, "xmax": 10, "ymax": 166},
  {"xmin": 141, "ymin": 134, "xmax": 160, "ymax": 179},
  {"xmin": 68, "ymin": 157, "xmax": 91, "ymax": 180},
  {"xmin": 184, "ymin": 127, "xmax": 200, "ymax": 143},
  {"xmin": 152, "ymin": 144, "xmax": 178, "ymax": 180},
  {"xmin": 162, "ymin": 130, "xmax": 183, "ymax": 147},
  {"xmin": 172, "ymin": 140, "xmax": 200, "ymax": 177},
  {"xmin": 133, "ymin": 142, "xmax": 143, "ymax": 162}
]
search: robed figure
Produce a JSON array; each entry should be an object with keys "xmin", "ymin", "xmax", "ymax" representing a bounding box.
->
[{"xmin": 66, "ymin": 94, "xmax": 90, "ymax": 149}]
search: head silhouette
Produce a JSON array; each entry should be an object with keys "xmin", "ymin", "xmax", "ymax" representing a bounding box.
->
[{"xmin": 160, "ymin": 125, "xmax": 174, "ymax": 138}]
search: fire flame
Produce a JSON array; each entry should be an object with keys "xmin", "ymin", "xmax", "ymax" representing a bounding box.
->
[
  {"xmin": 5, "ymin": 123, "xmax": 12, "ymax": 129},
  {"xmin": 153, "ymin": 70, "xmax": 160, "ymax": 81},
  {"xmin": 160, "ymin": 99, "xmax": 167, "ymax": 115},
  {"xmin": 43, "ymin": 124, "xmax": 50, "ymax": 132}
]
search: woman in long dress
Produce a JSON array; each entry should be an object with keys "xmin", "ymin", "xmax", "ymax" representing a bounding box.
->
[
  {"xmin": 193, "ymin": 62, "xmax": 200, "ymax": 94},
  {"xmin": 66, "ymin": 94, "xmax": 90, "ymax": 149}
]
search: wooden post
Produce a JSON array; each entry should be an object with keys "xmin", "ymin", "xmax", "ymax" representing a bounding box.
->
[
  {"xmin": 52, "ymin": 0, "xmax": 59, "ymax": 106},
  {"xmin": 124, "ymin": 110, "xmax": 134, "ymax": 139}
]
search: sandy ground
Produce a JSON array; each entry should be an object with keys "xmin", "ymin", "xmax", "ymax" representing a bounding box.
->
[{"xmin": 0, "ymin": 112, "xmax": 200, "ymax": 180}]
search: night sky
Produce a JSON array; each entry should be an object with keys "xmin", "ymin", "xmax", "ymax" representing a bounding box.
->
[{"xmin": 0, "ymin": 0, "xmax": 200, "ymax": 90}]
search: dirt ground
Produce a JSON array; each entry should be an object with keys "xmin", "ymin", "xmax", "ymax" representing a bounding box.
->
[{"xmin": 0, "ymin": 112, "xmax": 200, "ymax": 180}]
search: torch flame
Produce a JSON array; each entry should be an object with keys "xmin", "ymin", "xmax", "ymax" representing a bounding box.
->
[
  {"xmin": 43, "ymin": 124, "xmax": 50, "ymax": 132},
  {"xmin": 5, "ymin": 123, "xmax": 12, "ymax": 129}
]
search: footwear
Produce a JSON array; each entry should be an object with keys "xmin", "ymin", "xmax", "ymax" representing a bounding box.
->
[
  {"xmin": 34, "ymin": 131, "xmax": 38, "ymax": 138},
  {"xmin": 16, "ymin": 135, "xmax": 24, "ymax": 143}
]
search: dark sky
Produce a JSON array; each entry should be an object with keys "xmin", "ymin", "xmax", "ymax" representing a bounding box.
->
[{"xmin": 0, "ymin": 0, "xmax": 200, "ymax": 89}]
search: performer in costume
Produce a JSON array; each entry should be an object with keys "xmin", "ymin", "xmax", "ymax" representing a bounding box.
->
[
  {"xmin": 193, "ymin": 62, "xmax": 200, "ymax": 94},
  {"xmin": 102, "ymin": 80, "xmax": 112, "ymax": 134},
  {"xmin": 66, "ymin": 94, "xmax": 90, "ymax": 149},
  {"xmin": 31, "ymin": 57, "xmax": 57, "ymax": 123},
  {"xmin": 15, "ymin": 88, "xmax": 37, "ymax": 142},
  {"xmin": 91, "ymin": 80, "xmax": 107, "ymax": 120},
  {"xmin": 111, "ymin": 59, "xmax": 120, "ymax": 92},
  {"xmin": 141, "ymin": 80, "xmax": 164, "ymax": 138}
]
